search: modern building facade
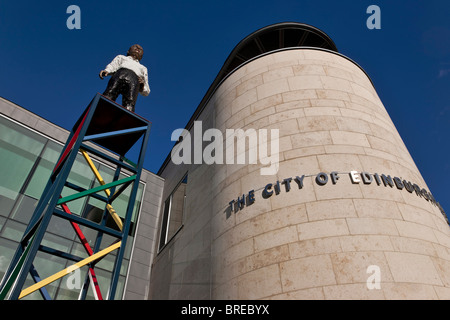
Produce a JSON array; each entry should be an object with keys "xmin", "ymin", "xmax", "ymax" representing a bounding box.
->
[{"xmin": 0, "ymin": 22, "xmax": 449, "ymax": 300}]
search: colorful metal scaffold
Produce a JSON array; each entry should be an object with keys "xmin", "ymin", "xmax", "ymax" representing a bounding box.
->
[{"xmin": 0, "ymin": 93, "xmax": 151, "ymax": 300}]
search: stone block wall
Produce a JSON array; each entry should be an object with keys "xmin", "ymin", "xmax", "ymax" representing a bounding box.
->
[
  {"xmin": 209, "ymin": 49, "xmax": 450, "ymax": 300},
  {"xmin": 150, "ymin": 48, "xmax": 449, "ymax": 300}
]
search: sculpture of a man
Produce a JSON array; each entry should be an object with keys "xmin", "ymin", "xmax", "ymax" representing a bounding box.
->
[{"xmin": 99, "ymin": 44, "xmax": 150, "ymax": 112}]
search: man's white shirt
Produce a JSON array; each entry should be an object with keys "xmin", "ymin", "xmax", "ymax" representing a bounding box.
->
[{"xmin": 104, "ymin": 55, "xmax": 150, "ymax": 96}]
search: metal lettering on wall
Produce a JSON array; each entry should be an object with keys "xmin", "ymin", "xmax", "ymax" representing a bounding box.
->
[{"xmin": 227, "ymin": 170, "xmax": 447, "ymax": 222}]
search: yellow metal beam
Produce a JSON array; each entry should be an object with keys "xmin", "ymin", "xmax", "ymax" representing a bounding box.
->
[
  {"xmin": 80, "ymin": 149, "xmax": 110, "ymax": 196},
  {"xmin": 19, "ymin": 241, "xmax": 121, "ymax": 299},
  {"xmin": 106, "ymin": 204, "xmax": 123, "ymax": 230},
  {"xmin": 80, "ymin": 149, "xmax": 123, "ymax": 230}
]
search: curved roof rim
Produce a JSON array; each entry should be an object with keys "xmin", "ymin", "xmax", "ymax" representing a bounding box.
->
[
  {"xmin": 232, "ymin": 22, "xmax": 338, "ymax": 54},
  {"xmin": 219, "ymin": 22, "xmax": 337, "ymax": 82}
]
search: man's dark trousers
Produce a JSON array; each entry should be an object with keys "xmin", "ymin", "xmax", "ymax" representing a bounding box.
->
[{"xmin": 103, "ymin": 68, "xmax": 140, "ymax": 112}]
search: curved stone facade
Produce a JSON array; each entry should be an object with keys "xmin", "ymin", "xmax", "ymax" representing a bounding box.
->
[
  {"xmin": 150, "ymin": 46, "xmax": 449, "ymax": 300},
  {"xmin": 208, "ymin": 48, "xmax": 450, "ymax": 299}
]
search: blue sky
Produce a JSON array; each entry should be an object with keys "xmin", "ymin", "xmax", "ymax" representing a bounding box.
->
[{"xmin": 0, "ymin": 1, "xmax": 449, "ymax": 213}]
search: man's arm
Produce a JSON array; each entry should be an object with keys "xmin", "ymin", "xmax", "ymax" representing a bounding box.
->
[
  {"xmin": 99, "ymin": 55, "xmax": 124, "ymax": 79},
  {"xmin": 139, "ymin": 67, "xmax": 150, "ymax": 96},
  {"xmin": 99, "ymin": 70, "xmax": 109, "ymax": 79}
]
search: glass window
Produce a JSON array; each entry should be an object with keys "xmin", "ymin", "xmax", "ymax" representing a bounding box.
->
[
  {"xmin": 0, "ymin": 117, "xmax": 46, "ymax": 217},
  {"xmin": 41, "ymin": 231, "xmax": 74, "ymax": 255},
  {"xmin": 9, "ymin": 194, "xmax": 38, "ymax": 224},
  {"xmin": 0, "ymin": 219, "xmax": 26, "ymax": 242},
  {"xmin": 0, "ymin": 216, "xmax": 5, "ymax": 231},
  {"xmin": 0, "ymin": 238, "xmax": 18, "ymax": 281},
  {"xmin": 159, "ymin": 174, "xmax": 188, "ymax": 250},
  {"xmin": 25, "ymin": 141, "xmax": 62, "ymax": 199},
  {"xmin": 46, "ymin": 215, "xmax": 77, "ymax": 241},
  {"xmin": 60, "ymin": 153, "xmax": 96, "ymax": 215}
]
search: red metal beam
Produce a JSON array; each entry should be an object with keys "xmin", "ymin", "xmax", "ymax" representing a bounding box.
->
[
  {"xmin": 53, "ymin": 106, "xmax": 91, "ymax": 175},
  {"xmin": 60, "ymin": 200, "xmax": 103, "ymax": 300}
]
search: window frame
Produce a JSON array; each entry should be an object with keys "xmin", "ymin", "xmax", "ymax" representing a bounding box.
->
[{"xmin": 158, "ymin": 173, "xmax": 188, "ymax": 252}]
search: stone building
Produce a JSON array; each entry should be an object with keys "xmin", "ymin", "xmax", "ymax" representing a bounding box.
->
[{"xmin": 150, "ymin": 22, "xmax": 450, "ymax": 300}]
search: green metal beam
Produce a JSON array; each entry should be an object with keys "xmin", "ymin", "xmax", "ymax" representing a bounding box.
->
[
  {"xmin": 0, "ymin": 234, "xmax": 36, "ymax": 300},
  {"xmin": 57, "ymin": 175, "xmax": 136, "ymax": 205},
  {"xmin": 120, "ymin": 155, "xmax": 137, "ymax": 168}
]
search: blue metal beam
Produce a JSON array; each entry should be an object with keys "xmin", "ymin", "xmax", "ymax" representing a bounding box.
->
[
  {"xmin": 107, "ymin": 123, "xmax": 151, "ymax": 300},
  {"xmin": 29, "ymin": 264, "xmax": 52, "ymax": 300},
  {"xmin": 53, "ymin": 208, "xmax": 123, "ymax": 239},
  {"xmin": 38, "ymin": 245, "xmax": 83, "ymax": 262},
  {"xmin": 83, "ymin": 126, "xmax": 147, "ymax": 142}
]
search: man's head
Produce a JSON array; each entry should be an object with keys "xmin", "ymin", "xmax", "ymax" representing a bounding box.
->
[{"xmin": 127, "ymin": 44, "xmax": 144, "ymax": 61}]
